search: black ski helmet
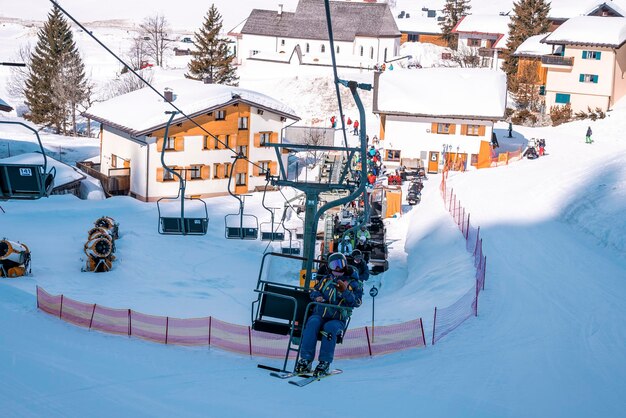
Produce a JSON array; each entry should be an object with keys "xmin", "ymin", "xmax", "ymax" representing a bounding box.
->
[{"xmin": 327, "ymin": 252, "xmax": 348, "ymax": 273}]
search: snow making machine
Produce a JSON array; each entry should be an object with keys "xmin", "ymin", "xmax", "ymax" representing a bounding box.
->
[
  {"xmin": 0, "ymin": 239, "xmax": 31, "ymax": 278},
  {"xmin": 83, "ymin": 217, "xmax": 119, "ymax": 273}
]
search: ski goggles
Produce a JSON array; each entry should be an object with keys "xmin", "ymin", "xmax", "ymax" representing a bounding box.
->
[{"xmin": 328, "ymin": 258, "xmax": 346, "ymax": 272}]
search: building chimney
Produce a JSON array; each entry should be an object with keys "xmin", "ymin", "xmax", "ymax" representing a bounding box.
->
[
  {"xmin": 278, "ymin": 4, "xmax": 283, "ymax": 16},
  {"xmin": 164, "ymin": 87, "xmax": 173, "ymax": 102}
]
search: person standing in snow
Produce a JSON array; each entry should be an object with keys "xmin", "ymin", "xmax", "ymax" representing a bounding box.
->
[
  {"xmin": 585, "ymin": 126, "xmax": 593, "ymax": 144},
  {"xmin": 295, "ymin": 252, "xmax": 363, "ymax": 376},
  {"xmin": 353, "ymin": 119, "xmax": 359, "ymax": 136}
]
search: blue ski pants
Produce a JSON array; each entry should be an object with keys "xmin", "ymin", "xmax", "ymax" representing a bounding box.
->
[{"xmin": 299, "ymin": 314, "xmax": 345, "ymax": 363}]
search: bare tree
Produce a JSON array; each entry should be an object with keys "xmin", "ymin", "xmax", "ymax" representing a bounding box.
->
[
  {"xmin": 440, "ymin": 44, "xmax": 482, "ymax": 68},
  {"xmin": 6, "ymin": 43, "xmax": 32, "ymax": 99},
  {"xmin": 127, "ymin": 35, "xmax": 149, "ymax": 71},
  {"xmin": 101, "ymin": 70, "xmax": 154, "ymax": 100},
  {"xmin": 304, "ymin": 128, "xmax": 328, "ymax": 167},
  {"xmin": 140, "ymin": 14, "xmax": 171, "ymax": 67}
]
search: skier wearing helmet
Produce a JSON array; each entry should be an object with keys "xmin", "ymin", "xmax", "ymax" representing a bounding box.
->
[{"xmin": 295, "ymin": 252, "xmax": 363, "ymax": 377}]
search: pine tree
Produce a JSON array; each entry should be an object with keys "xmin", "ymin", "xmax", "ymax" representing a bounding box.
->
[
  {"xmin": 186, "ymin": 4, "xmax": 238, "ymax": 86},
  {"xmin": 24, "ymin": 5, "xmax": 90, "ymax": 134},
  {"xmin": 503, "ymin": 0, "xmax": 550, "ymax": 83},
  {"xmin": 439, "ymin": 0, "xmax": 472, "ymax": 48}
]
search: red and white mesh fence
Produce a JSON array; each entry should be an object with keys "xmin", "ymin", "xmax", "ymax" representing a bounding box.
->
[
  {"xmin": 36, "ymin": 286, "xmax": 426, "ymax": 359},
  {"xmin": 433, "ymin": 170, "xmax": 488, "ymax": 344}
]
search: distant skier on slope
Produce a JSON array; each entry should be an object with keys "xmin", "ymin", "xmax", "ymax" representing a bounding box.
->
[
  {"xmin": 585, "ymin": 126, "xmax": 593, "ymax": 144},
  {"xmin": 295, "ymin": 253, "xmax": 363, "ymax": 377}
]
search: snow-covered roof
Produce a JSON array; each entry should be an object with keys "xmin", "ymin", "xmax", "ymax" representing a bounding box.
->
[
  {"xmin": 542, "ymin": 16, "xmax": 626, "ymax": 47},
  {"xmin": 582, "ymin": 0, "xmax": 626, "ymax": 17},
  {"xmin": 513, "ymin": 34, "xmax": 552, "ymax": 57},
  {"xmin": 0, "ymin": 97, "xmax": 13, "ymax": 112},
  {"xmin": 396, "ymin": 16, "xmax": 442, "ymax": 35},
  {"xmin": 452, "ymin": 15, "xmax": 510, "ymax": 48},
  {"xmin": 0, "ymin": 152, "xmax": 85, "ymax": 188},
  {"xmin": 84, "ymin": 78, "xmax": 299, "ymax": 137},
  {"xmin": 375, "ymin": 68, "xmax": 507, "ymax": 119}
]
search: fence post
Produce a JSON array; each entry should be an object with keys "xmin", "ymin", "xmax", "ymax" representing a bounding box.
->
[
  {"xmin": 36, "ymin": 286, "xmax": 40, "ymax": 309},
  {"xmin": 364, "ymin": 326, "xmax": 373, "ymax": 356},
  {"xmin": 431, "ymin": 307, "xmax": 437, "ymax": 345},
  {"xmin": 419, "ymin": 318, "xmax": 426, "ymax": 347},
  {"xmin": 59, "ymin": 294, "xmax": 64, "ymax": 319},
  {"xmin": 165, "ymin": 316, "xmax": 169, "ymax": 345},
  {"xmin": 475, "ymin": 281, "xmax": 479, "ymax": 317},
  {"xmin": 449, "ymin": 188, "xmax": 454, "ymax": 212},
  {"xmin": 473, "ymin": 226, "xmax": 480, "ymax": 257},
  {"xmin": 465, "ymin": 213, "xmax": 470, "ymax": 240},
  {"xmin": 89, "ymin": 304, "xmax": 96, "ymax": 329},
  {"xmin": 248, "ymin": 326, "xmax": 252, "ymax": 356},
  {"xmin": 128, "ymin": 309, "xmax": 132, "ymax": 337},
  {"xmin": 208, "ymin": 316, "xmax": 212, "ymax": 347},
  {"xmin": 482, "ymin": 256, "xmax": 487, "ymax": 291}
]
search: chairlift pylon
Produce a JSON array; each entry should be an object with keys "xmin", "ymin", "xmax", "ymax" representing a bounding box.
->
[
  {"xmin": 156, "ymin": 111, "xmax": 209, "ymax": 235},
  {"xmin": 224, "ymin": 153, "xmax": 258, "ymax": 239},
  {"xmin": 0, "ymin": 121, "xmax": 56, "ymax": 200}
]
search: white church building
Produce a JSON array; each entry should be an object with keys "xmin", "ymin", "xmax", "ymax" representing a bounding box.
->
[{"xmin": 234, "ymin": 0, "xmax": 401, "ymax": 69}]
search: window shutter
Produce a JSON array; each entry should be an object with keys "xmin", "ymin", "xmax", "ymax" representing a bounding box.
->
[
  {"xmin": 449, "ymin": 124, "xmax": 456, "ymax": 134},
  {"xmin": 478, "ymin": 125, "xmax": 486, "ymax": 136},
  {"xmin": 579, "ymin": 74, "xmax": 585, "ymax": 82},
  {"xmin": 253, "ymin": 164, "xmax": 260, "ymax": 176},
  {"xmin": 596, "ymin": 51, "xmax": 601, "ymax": 60},
  {"xmin": 156, "ymin": 138, "xmax": 164, "ymax": 152},
  {"xmin": 460, "ymin": 124, "xmax": 467, "ymax": 135},
  {"xmin": 593, "ymin": 75, "xmax": 599, "ymax": 83},
  {"xmin": 228, "ymin": 135, "xmax": 236, "ymax": 149},
  {"xmin": 269, "ymin": 161, "xmax": 277, "ymax": 175},
  {"xmin": 174, "ymin": 137, "xmax": 184, "ymax": 151},
  {"xmin": 156, "ymin": 167, "xmax": 164, "ymax": 182},
  {"xmin": 254, "ymin": 133, "xmax": 261, "ymax": 147},
  {"xmin": 582, "ymin": 51, "xmax": 587, "ymax": 59},
  {"xmin": 431, "ymin": 122, "xmax": 438, "ymax": 133},
  {"xmin": 201, "ymin": 165, "xmax": 210, "ymax": 180},
  {"xmin": 185, "ymin": 167, "xmax": 192, "ymax": 181},
  {"xmin": 270, "ymin": 132, "xmax": 279, "ymax": 143},
  {"xmin": 123, "ymin": 159, "xmax": 130, "ymax": 168},
  {"xmin": 206, "ymin": 136, "xmax": 215, "ymax": 150},
  {"xmin": 217, "ymin": 164, "xmax": 225, "ymax": 179}
]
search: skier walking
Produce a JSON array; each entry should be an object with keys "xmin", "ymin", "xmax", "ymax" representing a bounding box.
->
[
  {"xmin": 295, "ymin": 253, "xmax": 363, "ymax": 376},
  {"xmin": 585, "ymin": 126, "xmax": 593, "ymax": 144},
  {"xmin": 353, "ymin": 119, "xmax": 359, "ymax": 136}
]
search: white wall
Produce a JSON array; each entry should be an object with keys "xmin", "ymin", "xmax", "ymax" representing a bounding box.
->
[
  {"xmin": 383, "ymin": 115, "xmax": 492, "ymax": 164},
  {"xmin": 545, "ymin": 46, "xmax": 615, "ymax": 111},
  {"xmin": 100, "ymin": 126, "xmax": 148, "ymax": 197}
]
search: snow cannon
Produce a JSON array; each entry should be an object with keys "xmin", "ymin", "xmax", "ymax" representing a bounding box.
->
[
  {"xmin": 0, "ymin": 239, "xmax": 31, "ymax": 278},
  {"xmin": 94, "ymin": 216, "xmax": 119, "ymax": 240},
  {"xmin": 83, "ymin": 237, "xmax": 114, "ymax": 273}
]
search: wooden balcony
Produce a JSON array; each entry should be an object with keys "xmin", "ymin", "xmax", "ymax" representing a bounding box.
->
[
  {"xmin": 76, "ymin": 161, "xmax": 131, "ymax": 196},
  {"xmin": 541, "ymin": 55, "xmax": 574, "ymax": 67}
]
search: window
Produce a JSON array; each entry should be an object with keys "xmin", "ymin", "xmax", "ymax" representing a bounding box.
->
[
  {"xmin": 336, "ymin": 46, "xmax": 340, "ymax": 53},
  {"xmin": 236, "ymin": 172, "xmax": 247, "ymax": 186},
  {"xmin": 189, "ymin": 165, "xmax": 202, "ymax": 180},
  {"xmin": 384, "ymin": 48, "xmax": 388, "ymax": 62},
  {"xmin": 215, "ymin": 110, "xmax": 226, "ymax": 120},
  {"xmin": 408, "ymin": 34, "xmax": 418, "ymax": 42},
  {"xmin": 224, "ymin": 162, "xmax": 232, "ymax": 178},
  {"xmin": 468, "ymin": 38, "xmax": 481, "ymax": 47},
  {"xmin": 306, "ymin": 43, "xmax": 310, "ymax": 53},
  {"xmin": 370, "ymin": 46, "xmax": 374, "ymax": 59},
  {"xmin": 466, "ymin": 125, "xmax": 480, "ymax": 136},
  {"xmin": 163, "ymin": 169, "xmax": 175, "ymax": 181},
  {"xmin": 555, "ymin": 93, "xmax": 571, "ymax": 104},
  {"xmin": 280, "ymin": 39, "xmax": 285, "ymax": 46},
  {"xmin": 582, "ymin": 50, "xmax": 601, "ymax": 60},
  {"xmin": 213, "ymin": 163, "xmax": 222, "ymax": 179},
  {"xmin": 579, "ymin": 74, "xmax": 599, "ymax": 83},
  {"xmin": 259, "ymin": 161, "xmax": 270, "ymax": 175},
  {"xmin": 260, "ymin": 132, "xmax": 271, "ymax": 145},
  {"xmin": 111, "ymin": 154, "xmax": 118, "ymax": 168},
  {"xmin": 251, "ymin": 50, "xmax": 259, "ymax": 56},
  {"xmin": 471, "ymin": 154, "xmax": 478, "ymax": 165},
  {"xmin": 386, "ymin": 149, "xmax": 401, "ymax": 161},
  {"xmin": 437, "ymin": 123, "xmax": 451, "ymax": 134},
  {"xmin": 321, "ymin": 44, "xmax": 325, "ymax": 53},
  {"xmin": 360, "ymin": 46, "xmax": 364, "ymax": 56},
  {"xmin": 237, "ymin": 145, "xmax": 248, "ymax": 157},
  {"xmin": 164, "ymin": 136, "xmax": 176, "ymax": 150},
  {"xmin": 238, "ymin": 116, "xmax": 248, "ymax": 130}
]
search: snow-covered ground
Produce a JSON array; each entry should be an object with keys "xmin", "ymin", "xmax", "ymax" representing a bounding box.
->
[{"xmin": 2, "ymin": 2, "xmax": 626, "ymax": 417}]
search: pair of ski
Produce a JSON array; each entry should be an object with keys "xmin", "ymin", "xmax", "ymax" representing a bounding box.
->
[{"xmin": 270, "ymin": 369, "xmax": 343, "ymax": 387}]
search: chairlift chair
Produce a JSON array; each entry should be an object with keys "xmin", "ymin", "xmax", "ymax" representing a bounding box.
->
[
  {"xmin": 280, "ymin": 229, "xmax": 301, "ymax": 255},
  {"xmin": 224, "ymin": 154, "xmax": 258, "ymax": 240},
  {"xmin": 156, "ymin": 112, "xmax": 209, "ymax": 235},
  {"xmin": 0, "ymin": 121, "xmax": 56, "ymax": 200}
]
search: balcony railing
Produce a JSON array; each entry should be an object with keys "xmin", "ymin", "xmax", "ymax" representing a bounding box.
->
[
  {"xmin": 541, "ymin": 55, "xmax": 574, "ymax": 66},
  {"xmin": 76, "ymin": 161, "xmax": 130, "ymax": 196}
]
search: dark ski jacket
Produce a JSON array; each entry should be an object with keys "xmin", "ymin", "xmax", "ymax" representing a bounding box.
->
[{"xmin": 310, "ymin": 273, "xmax": 363, "ymax": 321}]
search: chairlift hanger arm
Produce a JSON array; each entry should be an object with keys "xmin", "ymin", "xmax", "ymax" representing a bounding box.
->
[
  {"xmin": 0, "ymin": 121, "xmax": 48, "ymax": 173},
  {"xmin": 263, "ymin": 143, "xmax": 360, "ymax": 153}
]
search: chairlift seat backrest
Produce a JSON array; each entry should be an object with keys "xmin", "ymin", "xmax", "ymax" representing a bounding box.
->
[
  {"xmin": 0, "ymin": 163, "xmax": 54, "ymax": 200},
  {"xmin": 253, "ymin": 283, "xmax": 312, "ymax": 337},
  {"xmin": 160, "ymin": 217, "xmax": 208, "ymax": 235}
]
